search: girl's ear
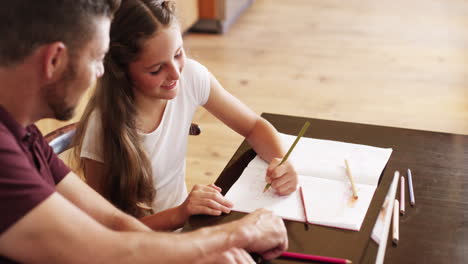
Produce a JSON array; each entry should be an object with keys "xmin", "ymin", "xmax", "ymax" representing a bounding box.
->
[{"xmin": 41, "ymin": 42, "xmax": 69, "ymax": 83}]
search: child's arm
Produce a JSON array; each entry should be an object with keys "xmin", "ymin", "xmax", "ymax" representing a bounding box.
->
[
  {"xmin": 140, "ymin": 184, "xmax": 232, "ymax": 231},
  {"xmin": 83, "ymin": 159, "xmax": 232, "ymax": 230},
  {"xmin": 203, "ymin": 73, "xmax": 298, "ymax": 195}
]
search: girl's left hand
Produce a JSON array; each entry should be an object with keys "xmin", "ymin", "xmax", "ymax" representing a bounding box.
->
[
  {"xmin": 180, "ymin": 184, "xmax": 233, "ymax": 219},
  {"xmin": 265, "ymin": 158, "xmax": 298, "ymax": 195}
]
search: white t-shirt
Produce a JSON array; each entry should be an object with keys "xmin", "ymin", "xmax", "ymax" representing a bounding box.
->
[{"xmin": 81, "ymin": 58, "xmax": 211, "ymax": 213}]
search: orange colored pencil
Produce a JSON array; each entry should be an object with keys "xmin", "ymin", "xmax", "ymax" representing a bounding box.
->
[{"xmin": 299, "ymin": 186, "xmax": 308, "ymax": 223}]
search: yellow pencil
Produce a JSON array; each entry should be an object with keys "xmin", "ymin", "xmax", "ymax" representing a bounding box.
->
[
  {"xmin": 263, "ymin": 121, "xmax": 310, "ymax": 192},
  {"xmin": 344, "ymin": 159, "xmax": 359, "ymax": 199}
]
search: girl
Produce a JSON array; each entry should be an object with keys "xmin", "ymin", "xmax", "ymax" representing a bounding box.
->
[{"xmin": 73, "ymin": 0, "xmax": 297, "ymax": 231}]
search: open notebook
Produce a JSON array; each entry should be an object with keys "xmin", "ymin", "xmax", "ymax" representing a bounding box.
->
[{"xmin": 225, "ymin": 133, "xmax": 393, "ymax": 231}]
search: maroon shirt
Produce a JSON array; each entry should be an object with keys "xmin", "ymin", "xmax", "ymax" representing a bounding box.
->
[{"xmin": 0, "ymin": 105, "xmax": 70, "ymax": 263}]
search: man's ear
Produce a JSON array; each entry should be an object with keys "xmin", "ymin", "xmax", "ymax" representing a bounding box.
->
[{"xmin": 42, "ymin": 42, "xmax": 68, "ymax": 83}]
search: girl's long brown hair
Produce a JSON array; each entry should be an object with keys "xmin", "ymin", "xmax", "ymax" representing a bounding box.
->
[{"xmin": 72, "ymin": 0, "xmax": 176, "ymax": 218}]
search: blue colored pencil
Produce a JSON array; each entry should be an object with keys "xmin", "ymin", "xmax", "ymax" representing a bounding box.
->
[{"xmin": 407, "ymin": 169, "xmax": 415, "ymax": 206}]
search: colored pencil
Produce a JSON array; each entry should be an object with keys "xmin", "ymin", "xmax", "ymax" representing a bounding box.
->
[
  {"xmin": 344, "ymin": 159, "xmax": 358, "ymax": 199},
  {"xmin": 400, "ymin": 176, "xmax": 405, "ymax": 215},
  {"xmin": 281, "ymin": 251, "xmax": 352, "ymax": 264},
  {"xmin": 298, "ymin": 186, "xmax": 308, "ymax": 223},
  {"xmin": 393, "ymin": 199, "xmax": 399, "ymax": 245},
  {"xmin": 407, "ymin": 168, "xmax": 415, "ymax": 206}
]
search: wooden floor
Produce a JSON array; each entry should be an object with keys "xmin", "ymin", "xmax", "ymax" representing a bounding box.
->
[{"xmin": 183, "ymin": 0, "xmax": 468, "ymax": 189}]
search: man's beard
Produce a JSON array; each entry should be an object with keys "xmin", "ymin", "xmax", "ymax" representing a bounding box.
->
[
  {"xmin": 44, "ymin": 63, "xmax": 78, "ymax": 121},
  {"xmin": 52, "ymin": 102, "xmax": 75, "ymax": 121}
]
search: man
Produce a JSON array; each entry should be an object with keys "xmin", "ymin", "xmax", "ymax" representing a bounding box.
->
[{"xmin": 0, "ymin": 1, "xmax": 288, "ymax": 263}]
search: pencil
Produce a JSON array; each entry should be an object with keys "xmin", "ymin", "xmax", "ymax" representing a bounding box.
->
[
  {"xmin": 344, "ymin": 159, "xmax": 358, "ymax": 199},
  {"xmin": 298, "ymin": 186, "xmax": 308, "ymax": 223},
  {"xmin": 392, "ymin": 199, "xmax": 399, "ymax": 245},
  {"xmin": 407, "ymin": 168, "xmax": 415, "ymax": 206},
  {"xmin": 400, "ymin": 176, "xmax": 405, "ymax": 215},
  {"xmin": 263, "ymin": 121, "xmax": 310, "ymax": 192},
  {"xmin": 382, "ymin": 197, "xmax": 389, "ymax": 211},
  {"xmin": 281, "ymin": 251, "xmax": 352, "ymax": 264}
]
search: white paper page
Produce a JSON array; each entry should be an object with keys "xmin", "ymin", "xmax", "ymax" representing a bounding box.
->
[
  {"xmin": 224, "ymin": 135, "xmax": 393, "ymax": 231},
  {"xmin": 278, "ymin": 133, "xmax": 393, "ymax": 186},
  {"xmin": 225, "ymin": 165, "xmax": 305, "ymax": 222},
  {"xmin": 300, "ymin": 176, "xmax": 376, "ymax": 231}
]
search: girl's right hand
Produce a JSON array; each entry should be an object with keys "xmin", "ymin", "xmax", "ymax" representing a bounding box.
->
[{"xmin": 180, "ymin": 184, "xmax": 233, "ymax": 219}]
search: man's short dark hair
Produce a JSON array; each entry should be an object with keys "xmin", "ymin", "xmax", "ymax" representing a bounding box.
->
[{"xmin": 0, "ymin": 0, "xmax": 121, "ymax": 66}]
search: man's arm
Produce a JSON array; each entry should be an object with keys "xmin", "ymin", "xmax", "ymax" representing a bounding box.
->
[
  {"xmin": 0, "ymin": 192, "xmax": 287, "ymax": 264},
  {"xmin": 56, "ymin": 172, "xmax": 150, "ymax": 232}
]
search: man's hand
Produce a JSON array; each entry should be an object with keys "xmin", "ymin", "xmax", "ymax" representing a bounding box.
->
[
  {"xmin": 195, "ymin": 248, "xmax": 255, "ymax": 264},
  {"xmin": 229, "ymin": 209, "xmax": 288, "ymax": 260}
]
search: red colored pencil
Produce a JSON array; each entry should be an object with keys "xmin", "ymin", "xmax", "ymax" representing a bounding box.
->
[
  {"xmin": 299, "ymin": 186, "xmax": 308, "ymax": 223},
  {"xmin": 281, "ymin": 251, "xmax": 352, "ymax": 264}
]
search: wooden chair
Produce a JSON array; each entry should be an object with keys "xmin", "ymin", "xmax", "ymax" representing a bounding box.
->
[{"xmin": 45, "ymin": 122, "xmax": 201, "ymax": 154}]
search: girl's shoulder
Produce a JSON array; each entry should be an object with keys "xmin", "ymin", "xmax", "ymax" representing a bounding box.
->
[
  {"xmin": 180, "ymin": 58, "xmax": 211, "ymax": 106},
  {"xmin": 82, "ymin": 109, "xmax": 104, "ymax": 137},
  {"xmin": 182, "ymin": 57, "xmax": 209, "ymax": 78},
  {"xmin": 87, "ymin": 109, "xmax": 101, "ymax": 125}
]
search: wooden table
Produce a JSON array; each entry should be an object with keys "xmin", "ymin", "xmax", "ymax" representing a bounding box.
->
[{"xmin": 185, "ymin": 113, "xmax": 468, "ymax": 263}]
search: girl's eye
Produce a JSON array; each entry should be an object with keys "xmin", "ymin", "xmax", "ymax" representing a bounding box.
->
[
  {"xmin": 175, "ymin": 51, "xmax": 182, "ymax": 58},
  {"xmin": 150, "ymin": 68, "xmax": 161, "ymax": 75}
]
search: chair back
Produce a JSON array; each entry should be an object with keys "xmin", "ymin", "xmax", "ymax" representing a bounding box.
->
[{"xmin": 44, "ymin": 123, "xmax": 77, "ymax": 154}]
